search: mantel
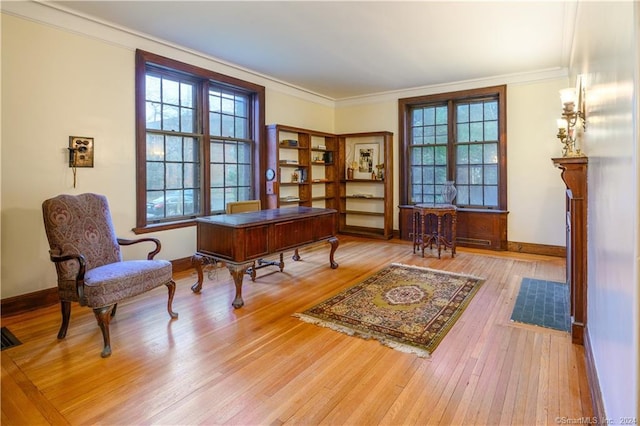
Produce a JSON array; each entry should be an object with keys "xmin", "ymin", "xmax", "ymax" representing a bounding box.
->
[{"xmin": 552, "ymin": 156, "xmax": 588, "ymax": 345}]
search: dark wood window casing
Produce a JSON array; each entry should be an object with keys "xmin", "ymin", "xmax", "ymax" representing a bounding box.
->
[
  {"xmin": 134, "ymin": 50, "xmax": 265, "ymax": 233},
  {"xmin": 398, "ymin": 85, "xmax": 508, "ymax": 250}
]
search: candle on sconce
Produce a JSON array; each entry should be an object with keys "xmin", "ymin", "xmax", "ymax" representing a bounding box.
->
[{"xmin": 560, "ymin": 88, "xmax": 576, "ymax": 110}]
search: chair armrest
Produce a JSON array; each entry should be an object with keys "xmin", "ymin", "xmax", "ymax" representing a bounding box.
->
[
  {"xmin": 117, "ymin": 237, "xmax": 162, "ymax": 260},
  {"xmin": 49, "ymin": 251, "xmax": 87, "ymax": 301}
]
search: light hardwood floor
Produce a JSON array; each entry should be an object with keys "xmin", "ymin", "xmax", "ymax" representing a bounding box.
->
[{"xmin": 1, "ymin": 236, "xmax": 593, "ymax": 425}]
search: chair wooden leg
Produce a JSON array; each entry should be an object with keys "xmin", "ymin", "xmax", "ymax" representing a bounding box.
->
[
  {"xmin": 111, "ymin": 303, "xmax": 118, "ymax": 318},
  {"xmin": 93, "ymin": 306, "xmax": 113, "ymax": 358},
  {"xmin": 165, "ymin": 280, "xmax": 178, "ymax": 319},
  {"xmin": 57, "ymin": 301, "xmax": 71, "ymax": 339}
]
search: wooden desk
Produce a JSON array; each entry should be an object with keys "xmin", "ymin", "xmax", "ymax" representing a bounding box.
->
[
  {"xmin": 191, "ymin": 207, "xmax": 339, "ymax": 308},
  {"xmin": 413, "ymin": 204, "xmax": 457, "ymax": 259}
]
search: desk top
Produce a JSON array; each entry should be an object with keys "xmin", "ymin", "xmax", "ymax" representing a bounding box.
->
[{"xmin": 197, "ymin": 206, "xmax": 337, "ymax": 228}]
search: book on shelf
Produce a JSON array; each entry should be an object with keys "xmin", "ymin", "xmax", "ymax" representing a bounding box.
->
[
  {"xmin": 280, "ymin": 196, "xmax": 301, "ymax": 202},
  {"xmin": 280, "ymin": 139, "xmax": 298, "ymax": 147},
  {"xmin": 313, "ymin": 145, "xmax": 326, "ymax": 150},
  {"xmin": 279, "ymin": 159, "xmax": 298, "ymax": 165}
]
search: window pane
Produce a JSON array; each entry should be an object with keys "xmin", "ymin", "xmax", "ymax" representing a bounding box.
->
[
  {"xmin": 238, "ymin": 164, "xmax": 251, "ymax": 186},
  {"xmin": 181, "ymin": 107, "xmax": 194, "ymax": 133},
  {"xmin": 221, "ymin": 93, "xmax": 234, "ymax": 114},
  {"xmin": 470, "ymin": 165, "xmax": 483, "ymax": 185},
  {"xmin": 469, "ymin": 122, "xmax": 483, "ymax": 141},
  {"xmin": 222, "ymin": 115, "xmax": 234, "ymax": 137},
  {"xmin": 235, "ymin": 97, "xmax": 247, "ymax": 117},
  {"xmin": 146, "ymin": 162, "xmax": 164, "ymax": 190},
  {"xmin": 484, "ymin": 121, "xmax": 498, "ymax": 141},
  {"xmin": 484, "ymin": 185, "xmax": 498, "ymax": 207},
  {"xmin": 470, "ymin": 186, "xmax": 483, "ymax": 205},
  {"xmin": 166, "ymin": 163, "xmax": 183, "ymax": 189},
  {"xmin": 412, "ymin": 109, "xmax": 423, "ymax": 126},
  {"xmin": 209, "ymin": 112, "xmax": 221, "ymax": 136},
  {"xmin": 235, "ymin": 117, "xmax": 247, "ymax": 139},
  {"xmin": 435, "ymin": 125, "xmax": 448, "ymax": 143},
  {"xmin": 146, "ymin": 102, "xmax": 161, "ymax": 129},
  {"xmin": 484, "ymin": 143, "xmax": 498, "ymax": 163},
  {"xmin": 457, "ymin": 185, "xmax": 469, "ymax": 205},
  {"xmin": 456, "ymin": 165, "xmax": 469, "ymax": 185},
  {"xmin": 469, "ymin": 145, "xmax": 483, "ymax": 164},
  {"xmin": 162, "ymin": 104, "xmax": 179, "ymax": 131},
  {"xmin": 146, "ymin": 75, "xmax": 161, "ymax": 102},
  {"xmin": 411, "ymin": 166, "xmax": 422, "ymax": 183},
  {"xmin": 210, "ymin": 92, "xmax": 221, "ymax": 113},
  {"xmin": 422, "ymin": 146, "xmax": 434, "ymax": 164},
  {"xmin": 434, "ymin": 166, "xmax": 447, "ymax": 184},
  {"xmin": 435, "ymin": 106, "xmax": 447, "ymax": 124},
  {"xmin": 184, "ymin": 138, "xmax": 198, "ymax": 162},
  {"xmin": 162, "ymin": 79, "xmax": 179, "ymax": 105},
  {"xmin": 180, "ymin": 83, "xmax": 193, "ymax": 107},
  {"xmin": 470, "ymin": 103, "xmax": 483, "ymax": 121},
  {"xmin": 238, "ymin": 142, "xmax": 251, "ymax": 164},
  {"xmin": 484, "ymin": 164, "xmax": 498, "ymax": 185},
  {"xmin": 434, "ymin": 146, "xmax": 447, "ymax": 165},
  {"xmin": 166, "ymin": 136, "xmax": 182, "ymax": 161},
  {"xmin": 410, "ymin": 147, "xmax": 422, "ymax": 165},
  {"xmin": 457, "ymin": 123, "xmax": 469, "ymax": 143},
  {"xmin": 146, "ymin": 134, "xmax": 164, "ymax": 161},
  {"xmin": 225, "ymin": 143, "xmax": 237, "ymax": 163},
  {"xmin": 424, "ymin": 108, "xmax": 434, "ymax": 126},
  {"xmin": 457, "ymin": 144, "xmax": 469, "ymax": 165},
  {"xmin": 484, "ymin": 101, "xmax": 498, "ymax": 120},
  {"xmin": 423, "ymin": 167, "xmax": 434, "ymax": 184},
  {"xmin": 457, "ymin": 104, "xmax": 469, "ymax": 123},
  {"xmin": 211, "ymin": 164, "xmax": 224, "ymax": 186},
  {"xmin": 210, "ymin": 188, "xmax": 224, "ymax": 212},
  {"xmin": 412, "ymin": 127, "xmax": 424, "ymax": 144}
]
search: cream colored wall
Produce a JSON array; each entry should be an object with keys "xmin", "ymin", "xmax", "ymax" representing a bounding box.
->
[
  {"xmin": 571, "ymin": 1, "xmax": 639, "ymax": 419},
  {"xmin": 336, "ymin": 79, "xmax": 568, "ymax": 246},
  {"xmin": 0, "ymin": 10, "xmax": 334, "ymax": 299}
]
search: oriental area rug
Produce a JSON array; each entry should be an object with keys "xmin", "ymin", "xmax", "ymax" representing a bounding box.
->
[{"xmin": 294, "ymin": 263, "xmax": 485, "ymax": 358}]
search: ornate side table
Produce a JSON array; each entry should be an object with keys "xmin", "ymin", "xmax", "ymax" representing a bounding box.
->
[{"xmin": 413, "ymin": 204, "xmax": 457, "ymax": 259}]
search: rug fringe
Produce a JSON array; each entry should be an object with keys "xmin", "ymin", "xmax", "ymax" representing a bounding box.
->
[
  {"xmin": 293, "ymin": 313, "xmax": 431, "ymax": 358},
  {"xmin": 390, "ymin": 262, "xmax": 485, "ymax": 281}
]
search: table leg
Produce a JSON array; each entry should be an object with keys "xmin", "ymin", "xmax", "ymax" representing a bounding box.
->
[
  {"xmin": 451, "ymin": 212, "xmax": 457, "ymax": 257},
  {"xmin": 190, "ymin": 254, "xmax": 205, "ymax": 293},
  {"xmin": 437, "ymin": 214, "xmax": 443, "ymax": 259},
  {"xmin": 328, "ymin": 237, "xmax": 339, "ymax": 269},
  {"xmin": 227, "ymin": 263, "xmax": 252, "ymax": 309}
]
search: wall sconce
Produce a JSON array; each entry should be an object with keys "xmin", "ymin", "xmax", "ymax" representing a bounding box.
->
[{"xmin": 556, "ymin": 76, "xmax": 586, "ymax": 157}]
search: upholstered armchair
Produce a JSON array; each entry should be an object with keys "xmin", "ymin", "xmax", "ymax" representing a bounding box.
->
[{"xmin": 42, "ymin": 193, "xmax": 178, "ymax": 357}]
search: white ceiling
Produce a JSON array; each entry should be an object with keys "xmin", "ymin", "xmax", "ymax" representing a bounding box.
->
[{"xmin": 50, "ymin": 1, "xmax": 576, "ymax": 100}]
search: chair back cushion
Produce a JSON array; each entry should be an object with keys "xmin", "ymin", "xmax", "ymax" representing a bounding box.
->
[
  {"xmin": 42, "ymin": 193, "xmax": 122, "ymax": 300},
  {"xmin": 226, "ymin": 200, "xmax": 261, "ymax": 214}
]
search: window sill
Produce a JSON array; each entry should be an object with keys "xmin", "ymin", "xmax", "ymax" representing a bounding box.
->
[{"xmin": 133, "ymin": 219, "xmax": 196, "ymax": 235}]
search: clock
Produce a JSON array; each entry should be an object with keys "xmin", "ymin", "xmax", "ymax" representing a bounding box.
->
[{"xmin": 266, "ymin": 168, "xmax": 276, "ymax": 181}]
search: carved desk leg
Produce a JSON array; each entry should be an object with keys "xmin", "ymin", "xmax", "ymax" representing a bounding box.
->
[
  {"xmin": 292, "ymin": 249, "xmax": 301, "ymax": 261},
  {"xmin": 227, "ymin": 263, "xmax": 252, "ymax": 309},
  {"xmin": 191, "ymin": 254, "xmax": 206, "ymax": 293},
  {"xmin": 328, "ymin": 237, "xmax": 339, "ymax": 269}
]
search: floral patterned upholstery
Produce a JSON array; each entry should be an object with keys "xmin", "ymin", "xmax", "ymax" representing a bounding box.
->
[{"xmin": 42, "ymin": 193, "xmax": 177, "ymax": 357}]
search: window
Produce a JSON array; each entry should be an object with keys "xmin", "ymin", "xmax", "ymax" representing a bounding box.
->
[
  {"xmin": 399, "ymin": 85, "xmax": 506, "ymax": 210},
  {"xmin": 135, "ymin": 50, "xmax": 265, "ymax": 232}
]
